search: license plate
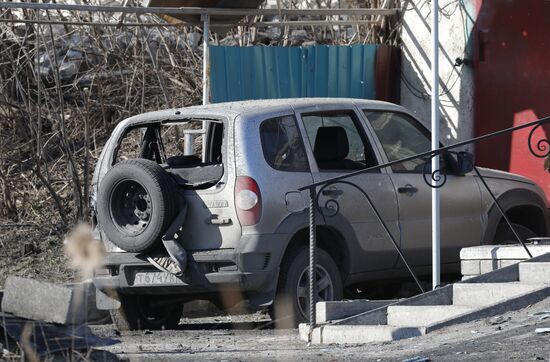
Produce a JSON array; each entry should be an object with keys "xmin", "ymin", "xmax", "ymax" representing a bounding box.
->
[{"xmin": 132, "ymin": 270, "xmax": 184, "ymax": 286}]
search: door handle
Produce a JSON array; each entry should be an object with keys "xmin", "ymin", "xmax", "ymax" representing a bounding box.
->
[
  {"xmin": 398, "ymin": 185, "xmax": 418, "ymax": 195},
  {"xmin": 209, "ymin": 215, "xmax": 232, "ymax": 225},
  {"xmin": 322, "ymin": 189, "xmax": 344, "ymax": 197}
]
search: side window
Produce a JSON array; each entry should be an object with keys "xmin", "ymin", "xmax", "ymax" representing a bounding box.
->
[
  {"xmin": 364, "ymin": 111, "xmax": 431, "ymax": 173},
  {"xmin": 260, "ymin": 115, "xmax": 309, "ymax": 172},
  {"xmin": 116, "ymin": 127, "xmax": 144, "ymax": 163},
  {"xmin": 301, "ymin": 112, "xmax": 377, "ymax": 171},
  {"xmin": 115, "ymin": 125, "xmax": 162, "ymax": 164}
]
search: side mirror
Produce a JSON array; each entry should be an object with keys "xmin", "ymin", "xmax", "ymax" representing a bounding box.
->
[{"xmin": 456, "ymin": 151, "xmax": 474, "ymax": 175}]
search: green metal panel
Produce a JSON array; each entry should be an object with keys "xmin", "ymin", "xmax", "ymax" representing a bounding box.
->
[{"xmin": 209, "ymin": 45, "xmax": 378, "ymax": 103}]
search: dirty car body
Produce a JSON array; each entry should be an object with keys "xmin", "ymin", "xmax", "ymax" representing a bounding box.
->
[{"xmin": 91, "ymin": 98, "xmax": 549, "ymax": 328}]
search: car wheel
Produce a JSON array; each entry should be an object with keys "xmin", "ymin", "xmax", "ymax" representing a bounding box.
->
[
  {"xmin": 271, "ymin": 247, "xmax": 343, "ymax": 328},
  {"xmin": 493, "ymin": 222, "xmax": 537, "ymax": 245},
  {"xmin": 97, "ymin": 159, "xmax": 180, "ymax": 253},
  {"xmin": 110, "ymin": 295, "xmax": 183, "ymax": 331}
]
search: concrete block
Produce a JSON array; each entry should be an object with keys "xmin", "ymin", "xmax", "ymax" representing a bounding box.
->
[
  {"xmin": 480, "ymin": 259, "xmax": 499, "ymax": 274},
  {"xmin": 519, "ymin": 262, "xmax": 550, "ymax": 284},
  {"xmin": 460, "ymin": 245, "xmax": 550, "ymax": 261},
  {"xmin": 1, "ymin": 276, "xmax": 86, "ymax": 325},
  {"xmin": 466, "ymin": 259, "xmax": 523, "ymax": 276},
  {"xmin": 336, "ymin": 306, "xmax": 388, "ymax": 325},
  {"xmin": 299, "ymin": 323, "xmax": 424, "ymax": 344},
  {"xmin": 461, "ymin": 261, "xmax": 520, "ymax": 283},
  {"xmin": 337, "ymin": 285, "xmax": 453, "ymax": 326},
  {"xmin": 67, "ymin": 281, "xmax": 111, "ymax": 324},
  {"xmin": 500, "ymin": 259, "xmax": 522, "ymax": 268},
  {"xmin": 453, "ymin": 282, "xmax": 544, "ymax": 307},
  {"xmin": 317, "ymin": 300, "xmax": 395, "ymax": 323},
  {"xmin": 461, "ymin": 260, "xmax": 480, "ymax": 276},
  {"xmin": 387, "ymin": 305, "xmax": 475, "ymax": 327}
]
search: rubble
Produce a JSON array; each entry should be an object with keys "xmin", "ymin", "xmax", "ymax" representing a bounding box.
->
[
  {"xmin": 1, "ymin": 276, "xmax": 108, "ymax": 325},
  {"xmin": 1, "ymin": 276, "xmax": 86, "ymax": 325},
  {"xmin": 0, "ymin": 313, "xmax": 118, "ymax": 357}
]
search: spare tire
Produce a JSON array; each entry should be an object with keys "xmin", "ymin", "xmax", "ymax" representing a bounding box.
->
[{"xmin": 97, "ymin": 159, "xmax": 179, "ymax": 252}]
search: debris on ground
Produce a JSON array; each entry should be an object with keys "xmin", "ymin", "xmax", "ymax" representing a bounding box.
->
[
  {"xmin": 403, "ymin": 356, "xmax": 431, "ymax": 362},
  {"xmin": 486, "ymin": 315, "xmax": 511, "ymax": 325},
  {"xmin": 0, "ymin": 313, "xmax": 118, "ymax": 358},
  {"xmin": 531, "ymin": 311, "xmax": 550, "ymax": 320},
  {"xmin": 2, "ymin": 276, "xmax": 89, "ymax": 325}
]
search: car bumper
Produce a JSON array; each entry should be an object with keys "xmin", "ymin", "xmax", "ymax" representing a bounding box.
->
[{"xmin": 93, "ymin": 234, "xmax": 287, "ymax": 306}]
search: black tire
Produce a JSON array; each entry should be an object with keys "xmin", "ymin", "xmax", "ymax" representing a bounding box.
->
[
  {"xmin": 271, "ymin": 247, "xmax": 343, "ymax": 328},
  {"xmin": 110, "ymin": 295, "xmax": 183, "ymax": 331},
  {"xmin": 97, "ymin": 159, "xmax": 179, "ymax": 252},
  {"xmin": 493, "ymin": 222, "xmax": 537, "ymax": 244}
]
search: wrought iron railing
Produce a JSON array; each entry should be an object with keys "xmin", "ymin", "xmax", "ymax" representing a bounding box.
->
[{"xmin": 299, "ymin": 115, "xmax": 550, "ymax": 340}]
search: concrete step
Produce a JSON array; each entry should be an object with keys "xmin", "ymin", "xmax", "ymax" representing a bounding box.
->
[
  {"xmin": 519, "ymin": 262, "xmax": 550, "ymax": 284},
  {"xmin": 453, "ymin": 282, "xmax": 545, "ymax": 307},
  {"xmin": 299, "ymin": 323, "xmax": 424, "ymax": 344},
  {"xmin": 317, "ymin": 300, "xmax": 396, "ymax": 323},
  {"xmin": 387, "ymin": 305, "xmax": 476, "ymax": 327}
]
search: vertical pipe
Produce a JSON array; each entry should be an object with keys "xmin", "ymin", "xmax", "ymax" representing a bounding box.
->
[
  {"xmin": 184, "ymin": 133, "xmax": 194, "ymax": 156},
  {"xmin": 431, "ymin": 0, "xmax": 441, "ymax": 290},
  {"xmin": 308, "ymin": 187, "xmax": 317, "ymax": 342},
  {"xmin": 202, "ymin": 14, "xmax": 210, "ymax": 161}
]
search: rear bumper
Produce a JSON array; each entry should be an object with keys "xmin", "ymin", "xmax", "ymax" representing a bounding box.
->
[{"xmin": 93, "ymin": 234, "xmax": 288, "ymax": 306}]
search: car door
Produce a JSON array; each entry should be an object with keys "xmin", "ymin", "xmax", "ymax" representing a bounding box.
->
[
  {"xmin": 361, "ymin": 110, "xmax": 484, "ymax": 269},
  {"xmin": 293, "ymin": 104, "xmax": 401, "ymax": 274}
]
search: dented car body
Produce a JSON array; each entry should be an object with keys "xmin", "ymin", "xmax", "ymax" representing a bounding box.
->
[{"xmin": 91, "ymin": 98, "xmax": 549, "ymax": 329}]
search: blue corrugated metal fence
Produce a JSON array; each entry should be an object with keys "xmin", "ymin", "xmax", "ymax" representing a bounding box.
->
[{"xmin": 209, "ymin": 45, "xmax": 378, "ymax": 103}]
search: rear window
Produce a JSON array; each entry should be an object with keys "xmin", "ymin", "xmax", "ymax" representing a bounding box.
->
[
  {"xmin": 260, "ymin": 116, "xmax": 309, "ymax": 172},
  {"xmin": 113, "ymin": 119, "xmax": 224, "ymax": 189}
]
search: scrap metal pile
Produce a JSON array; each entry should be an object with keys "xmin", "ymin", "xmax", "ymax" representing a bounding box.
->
[{"xmin": 0, "ymin": 5, "xmax": 204, "ymax": 230}]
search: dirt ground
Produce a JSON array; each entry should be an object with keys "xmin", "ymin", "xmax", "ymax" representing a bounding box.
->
[
  {"xmin": 0, "ymin": 229, "xmax": 75, "ymax": 288},
  {"xmin": 91, "ymin": 297, "xmax": 550, "ymax": 361}
]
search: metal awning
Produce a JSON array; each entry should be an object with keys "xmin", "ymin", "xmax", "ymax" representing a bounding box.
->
[{"xmin": 142, "ymin": 0, "xmax": 265, "ymax": 24}]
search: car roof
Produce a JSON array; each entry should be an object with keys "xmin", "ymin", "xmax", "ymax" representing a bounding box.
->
[{"xmin": 119, "ymin": 98, "xmax": 411, "ymax": 127}]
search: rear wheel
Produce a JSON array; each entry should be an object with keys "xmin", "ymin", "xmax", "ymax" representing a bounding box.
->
[
  {"xmin": 493, "ymin": 222, "xmax": 537, "ymax": 244},
  {"xmin": 110, "ymin": 295, "xmax": 183, "ymax": 331},
  {"xmin": 271, "ymin": 247, "xmax": 343, "ymax": 328}
]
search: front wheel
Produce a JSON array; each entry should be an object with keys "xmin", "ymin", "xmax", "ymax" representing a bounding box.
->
[
  {"xmin": 271, "ymin": 247, "xmax": 343, "ymax": 328},
  {"xmin": 493, "ymin": 222, "xmax": 537, "ymax": 245},
  {"xmin": 110, "ymin": 295, "xmax": 183, "ymax": 331}
]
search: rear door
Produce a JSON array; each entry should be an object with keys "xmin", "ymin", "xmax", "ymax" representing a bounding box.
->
[
  {"xmin": 166, "ymin": 120, "xmax": 243, "ymax": 250},
  {"xmin": 293, "ymin": 104, "xmax": 401, "ymax": 273},
  {"xmin": 361, "ymin": 110, "xmax": 484, "ymax": 269}
]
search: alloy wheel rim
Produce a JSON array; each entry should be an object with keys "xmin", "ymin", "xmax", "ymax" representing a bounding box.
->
[{"xmin": 296, "ymin": 264, "xmax": 334, "ymax": 320}]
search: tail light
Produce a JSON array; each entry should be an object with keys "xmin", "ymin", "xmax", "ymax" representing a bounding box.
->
[{"xmin": 235, "ymin": 176, "xmax": 262, "ymax": 226}]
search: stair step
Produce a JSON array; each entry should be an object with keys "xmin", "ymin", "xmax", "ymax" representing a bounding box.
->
[
  {"xmin": 299, "ymin": 323, "xmax": 424, "ymax": 344},
  {"xmin": 387, "ymin": 305, "xmax": 476, "ymax": 327},
  {"xmin": 453, "ymin": 282, "xmax": 545, "ymax": 307},
  {"xmin": 519, "ymin": 262, "xmax": 550, "ymax": 284}
]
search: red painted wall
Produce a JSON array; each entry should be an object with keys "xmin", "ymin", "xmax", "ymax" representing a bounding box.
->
[{"xmin": 473, "ymin": 0, "xmax": 550, "ymax": 203}]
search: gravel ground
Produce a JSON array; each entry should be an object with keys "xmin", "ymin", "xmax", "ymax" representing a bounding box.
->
[{"xmin": 91, "ymin": 297, "xmax": 550, "ymax": 361}]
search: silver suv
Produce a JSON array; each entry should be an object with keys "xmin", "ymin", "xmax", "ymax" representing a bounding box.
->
[{"xmin": 91, "ymin": 98, "xmax": 549, "ymax": 330}]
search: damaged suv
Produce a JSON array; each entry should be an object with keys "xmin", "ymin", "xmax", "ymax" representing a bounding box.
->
[{"xmin": 92, "ymin": 98, "xmax": 549, "ymax": 330}]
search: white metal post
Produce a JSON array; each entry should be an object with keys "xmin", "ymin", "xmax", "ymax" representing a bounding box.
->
[
  {"xmin": 202, "ymin": 14, "xmax": 210, "ymax": 106},
  {"xmin": 431, "ymin": 0, "xmax": 441, "ymax": 290},
  {"xmin": 201, "ymin": 14, "xmax": 210, "ymax": 161}
]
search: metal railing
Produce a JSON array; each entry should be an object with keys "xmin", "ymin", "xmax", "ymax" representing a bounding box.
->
[{"xmin": 300, "ymin": 116, "xmax": 550, "ymax": 340}]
